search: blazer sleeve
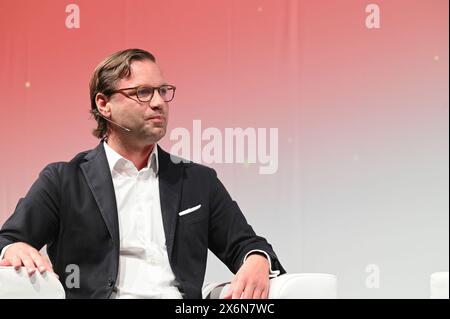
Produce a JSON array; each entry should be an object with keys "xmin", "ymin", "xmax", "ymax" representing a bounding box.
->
[
  {"xmin": 206, "ymin": 169, "xmax": 286, "ymax": 275},
  {"xmin": 0, "ymin": 164, "xmax": 60, "ymax": 253}
]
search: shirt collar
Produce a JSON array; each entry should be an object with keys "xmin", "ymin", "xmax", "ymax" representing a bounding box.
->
[{"xmin": 103, "ymin": 141, "xmax": 159, "ymax": 176}]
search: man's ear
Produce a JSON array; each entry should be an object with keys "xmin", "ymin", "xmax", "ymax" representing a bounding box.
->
[{"xmin": 95, "ymin": 93, "xmax": 111, "ymax": 118}]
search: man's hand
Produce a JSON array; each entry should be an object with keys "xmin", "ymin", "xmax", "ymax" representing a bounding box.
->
[
  {"xmin": 223, "ymin": 254, "xmax": 270, "ymax": 299},
  {"xmin": 0, "ymin": 242, "xmax": 56, "ymax": 277}
]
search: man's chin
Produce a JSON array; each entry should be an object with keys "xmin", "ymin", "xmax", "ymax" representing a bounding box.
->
[{"xmin": 141, "ymin": 128, "xmax": 166, "ymax": 143}]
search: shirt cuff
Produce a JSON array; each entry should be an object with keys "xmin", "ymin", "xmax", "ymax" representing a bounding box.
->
[
  {"xmin": 0, "ymin": 244, "xmax": 13, "ymax": 260},
  {"xmin": 243, "ymin": 249, "xmax": 281, "ymax": 278}
]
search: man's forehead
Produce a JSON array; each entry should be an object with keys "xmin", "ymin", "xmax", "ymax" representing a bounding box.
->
[{"xmin": 119, "ymin": 60, "xmax": 166, "ymax": 86}]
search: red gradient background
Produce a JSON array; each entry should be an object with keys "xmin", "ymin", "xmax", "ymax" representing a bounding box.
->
[{"xmin": 0, "ymin": 0, "xmax": 448, "ymax": 298}]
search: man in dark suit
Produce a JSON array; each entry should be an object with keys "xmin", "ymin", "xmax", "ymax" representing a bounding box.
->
[{"xmin": 0, "ymin": 48, "xmax": 285, "ymax": 299}]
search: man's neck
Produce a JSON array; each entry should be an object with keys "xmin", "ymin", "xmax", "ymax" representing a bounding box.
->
[{"xmin": 106, "ymin": 134, "xmax": 155, "ymax": 171}]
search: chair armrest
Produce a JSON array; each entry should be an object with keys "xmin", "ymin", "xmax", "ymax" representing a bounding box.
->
[
  {"xmin": 0, "ymin": 266, "xmax": 65, "ymax": 299},
  {"xmin": 203, "ymin": 273, "xmax": 337, "ymax": 299},
  {"xmin": 430, "ymin": 272, "xmax": 449, "ymax": 299}
]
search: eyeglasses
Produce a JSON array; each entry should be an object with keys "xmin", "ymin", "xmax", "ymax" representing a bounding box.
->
[{"xmin": 109, "ymin": 84, "xmax": 176, "ymax": 103}]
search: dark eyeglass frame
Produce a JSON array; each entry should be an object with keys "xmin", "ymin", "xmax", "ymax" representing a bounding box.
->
[{"xmin": 109, "ymin": 84, "xmax": 176, "ymax": 103}]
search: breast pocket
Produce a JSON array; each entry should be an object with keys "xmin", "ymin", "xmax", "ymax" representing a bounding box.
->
[{"xmin": 178, "ymin": 204, "xmax": 207, "ymax": 224}]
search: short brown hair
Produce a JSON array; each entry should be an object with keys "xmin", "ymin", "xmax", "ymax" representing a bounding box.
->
[{"xmin": 89, "ymin": 48, "xmax": 156, "ymax": 138}]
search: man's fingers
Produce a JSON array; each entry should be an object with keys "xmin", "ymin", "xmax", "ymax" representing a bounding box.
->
[
  {"xmin": 242, "ymin": 283, "xmax": 256, "ymax": 299},
  {"xmin": 1, "ymin": 243, "xmax": 56, "ymax": 276},
  {"xmin": 222, "ymin": 283, "xmax": 234, "ymax": 299},
  {"xmin": 29, "ymin": 250, "xmax": 50, "ymax": 273},
  {"xmin": 18, "ymin": 253, "xmax": 36, "ymax": 275},
  {"xmin": 252, "ymin": 287, "xmax": 263, "ymax": 299},
  {"xmin": 41, "ymin": 253, "xmax": 58, "ymax": 278},
  {"xmin": 231, "ymin": 280, "xmax": 245, "ymax": 299},
  {"xmin": 42, "ymin": 254, "xmax": 54, "ymax": 270},
  {"xmin": 10, "ymin": 255, "xmax": 23, "ymax": 270},
  {"xmin": 1, "ymin": 252, "xmax": 58, "ymax": 278},
  {"xmin": 261, "ymin": 288, "xmax": 269, "ymax": 299},
  {"xmin": 0, "ymin": 258, "xmax": 12, "ymax": 266}
]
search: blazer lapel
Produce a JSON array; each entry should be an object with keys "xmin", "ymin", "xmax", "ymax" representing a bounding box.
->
[
  {"xmin": 80, "ymin": 143, "xmax": 120, "ymax": 249},
  {"xmin": 157, "ymin": 145, "xmax": 184, "ymax": 261}
]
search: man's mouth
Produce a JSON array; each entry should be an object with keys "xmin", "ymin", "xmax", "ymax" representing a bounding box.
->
[{"xmin": 146, "ymin": 115, "xmax": 165, "ymax": 124}]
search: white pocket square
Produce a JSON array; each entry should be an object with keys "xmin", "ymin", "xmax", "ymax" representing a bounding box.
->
[{"xmin": 178, "ymin": 204, "xmax": 202, "ymax": 216}]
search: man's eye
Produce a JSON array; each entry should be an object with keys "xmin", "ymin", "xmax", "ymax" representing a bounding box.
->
[{"xmin": 137, "ymin": 88, "xmax": 152, "ymax": 97}]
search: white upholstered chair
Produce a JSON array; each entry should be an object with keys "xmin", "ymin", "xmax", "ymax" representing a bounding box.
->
[
  {"xmin": 0, "ymin": 267, "xmax": 337, "ymax": 299},
  {"xmin": 202, "ymin": 273, "xmax": 338, "ymax": 299},
  {"xmin": 430, "ymin": 272, "xmax": 449, "ymax": 299},
  {"xmin": 0, "ymin": 266, "xmax": 65, "ymax": 299}
]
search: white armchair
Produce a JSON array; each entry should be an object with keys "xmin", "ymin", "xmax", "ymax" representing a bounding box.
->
[
  {"xmin": 202, "ymin": 273, "xmax": 338, "ymax": 299},
  {"xmin": 0, "ymin": 266, "xmax": 65, "ymax": 299},
  {"xmin": 0, "ymin": 267, "xmax": 337, "ymax": 299},
  {"xmin": 430, "ymin": 272, "xmax": 449, "ymax": 299}
]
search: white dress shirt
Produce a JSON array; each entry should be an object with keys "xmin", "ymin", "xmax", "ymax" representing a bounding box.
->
[{"xmin": 103, "ymin": 141, "xmax": 183, "ymax": 299}]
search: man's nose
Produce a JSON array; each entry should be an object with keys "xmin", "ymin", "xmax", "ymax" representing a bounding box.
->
[{"xmin": 149, "ymin": 90, "xmax": 165, "ymax": 109}]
